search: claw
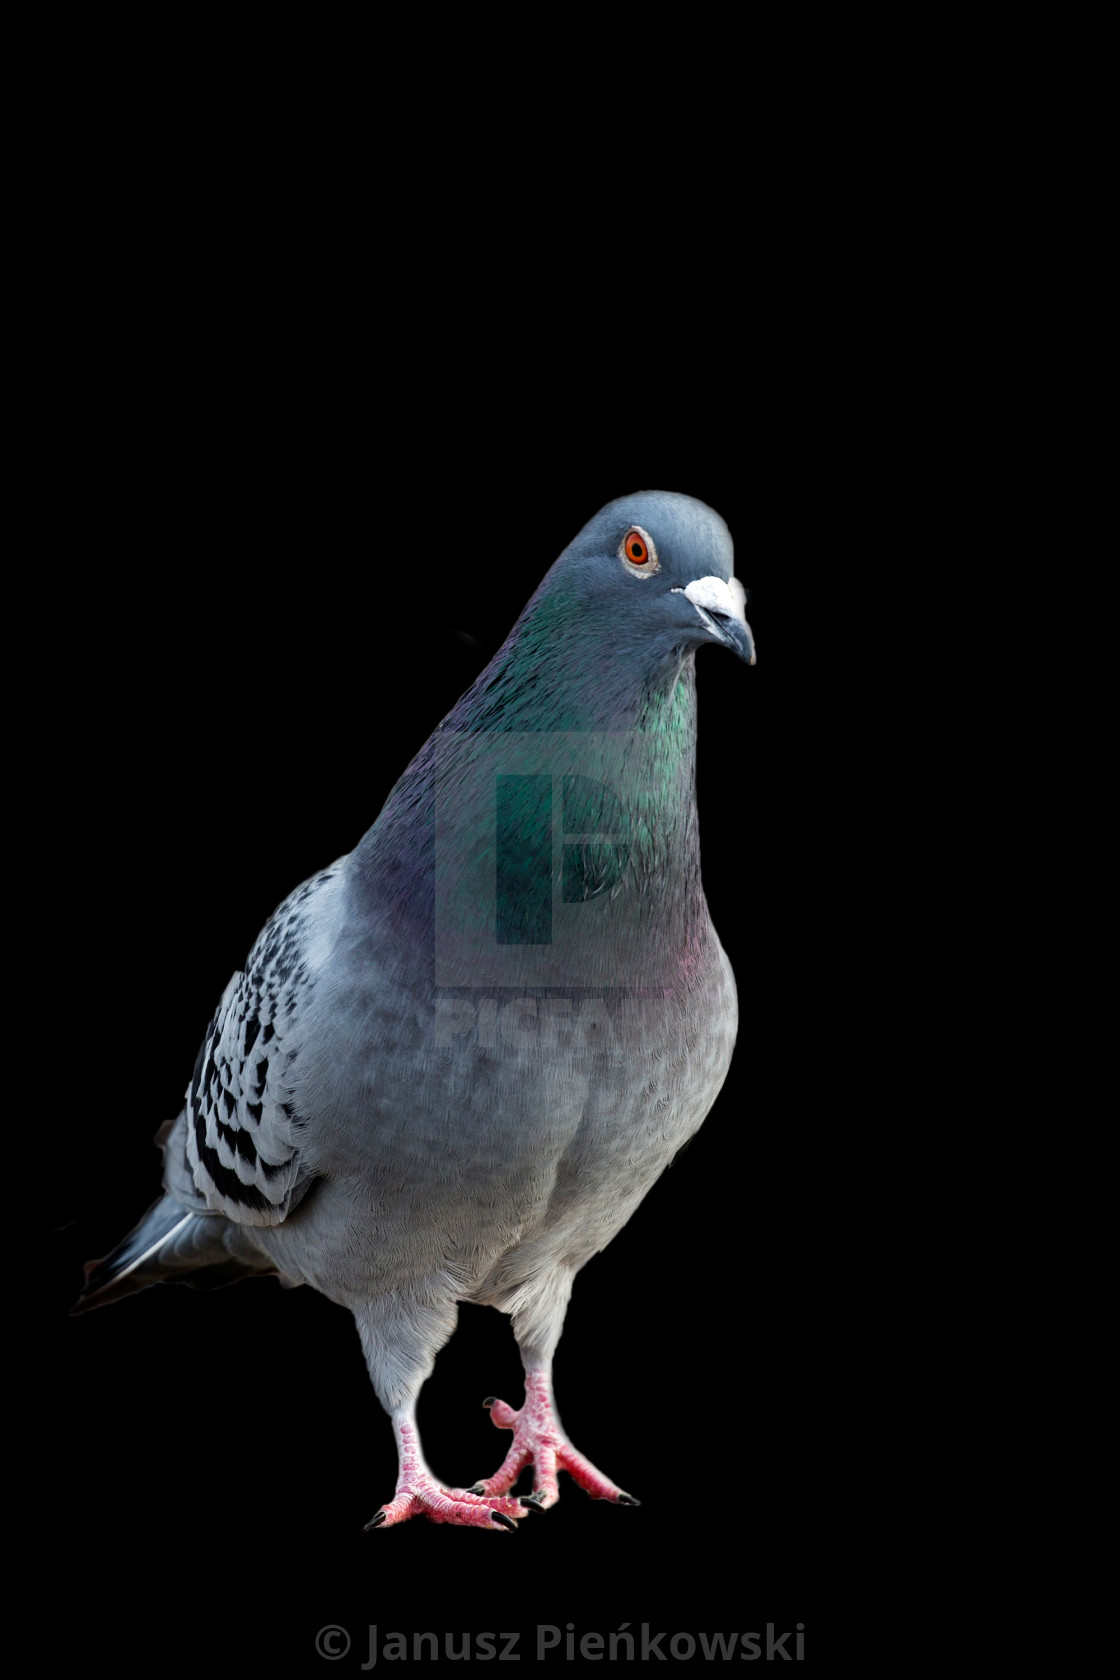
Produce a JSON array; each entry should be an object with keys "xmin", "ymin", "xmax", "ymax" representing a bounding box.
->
[
  {"xmin": 364, "ymin": 1509, "xmax": 388, "ymax": 1530},
  {"xmin": 490, "ymin": 1510, "xmax": 517, "ymax": 1531},
  {"xmin": 471, "ymin": 1373, "xmax": 631, "ymax": 1513},
  {"xmin": 465, "ymin": 1482, "xmax": 486, "ymax": 1495}
]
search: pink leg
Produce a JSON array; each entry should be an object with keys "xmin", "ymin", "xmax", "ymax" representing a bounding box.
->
[
  {"xmin": 468, "ymin": 1368, "xmax": 640, "ymax": 1511},
  {"xmin": 366, "ymin": 1411, "xmax": 531, "ymax": 1531}
]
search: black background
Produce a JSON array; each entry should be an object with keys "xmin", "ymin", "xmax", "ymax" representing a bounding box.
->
[{"xmin": 28, "ymin": 371, "xmax": 845, "ymax": 1666}]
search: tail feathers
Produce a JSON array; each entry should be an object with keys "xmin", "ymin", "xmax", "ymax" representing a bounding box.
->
[{"xmin": 72, "ymin": 1194, "xmax": 270, "ymax": 1314}]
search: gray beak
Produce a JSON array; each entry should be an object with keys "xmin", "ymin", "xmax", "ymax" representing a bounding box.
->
[{"xmin": 713, "ymin": 614, "xmax": 756, "ymax": 665}]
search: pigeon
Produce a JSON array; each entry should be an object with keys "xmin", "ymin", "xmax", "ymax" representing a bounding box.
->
[{"xmin": 74, "ymin": 489, "xmax": 755, "ymax": 1531}]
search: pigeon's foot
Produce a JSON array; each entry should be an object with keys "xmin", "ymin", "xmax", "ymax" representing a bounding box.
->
[
  {"xmin": 468, "ymin": 1371, "xmax": 640, "ymax": 1510},
  {"xmin": 365, "ymin": 1471, "xmax": 527, "ymax": 1531},
  {"xmin": 367, "ymin": 1415, "xmax": 529, "ymax": 1531}
]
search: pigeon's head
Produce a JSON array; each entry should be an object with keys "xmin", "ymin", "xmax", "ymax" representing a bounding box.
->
[{"xmin": 554, "ymin": 490, "xmax": 755, "ymax": 671}]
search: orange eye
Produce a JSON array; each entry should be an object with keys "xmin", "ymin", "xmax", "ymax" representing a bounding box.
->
[{"xmin": 623, "ymin": 529, "xmax": 650, "ymax": 564}]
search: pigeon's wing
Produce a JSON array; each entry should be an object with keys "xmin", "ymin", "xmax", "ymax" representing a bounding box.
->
[{"xmin": 182, "ymin": 861, "xmax": 344, "ymax": 1226}]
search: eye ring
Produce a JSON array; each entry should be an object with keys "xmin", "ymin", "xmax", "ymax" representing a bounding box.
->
[{"xmin": 618, "ymin": 525, "xmax": 659, "ymax": 574}]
